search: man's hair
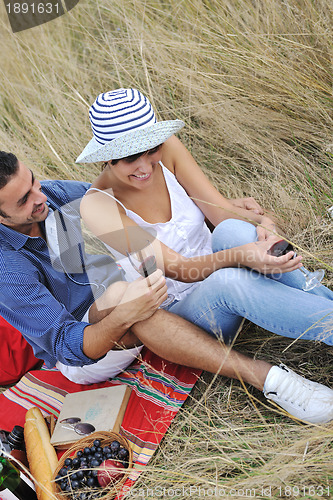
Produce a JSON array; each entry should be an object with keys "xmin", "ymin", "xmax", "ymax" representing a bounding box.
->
[
  {"xmin": 0, "ymin": 151, "xmax": 19, "ymax": 218},
  {"xmin": 0, "ymin": 151, "xmax": 19, "ymax": 189}
]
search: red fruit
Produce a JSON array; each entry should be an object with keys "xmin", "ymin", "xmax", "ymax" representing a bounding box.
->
[{"xmin": 97, "ymin": 459, "xmax": 124, "ymax": 487}]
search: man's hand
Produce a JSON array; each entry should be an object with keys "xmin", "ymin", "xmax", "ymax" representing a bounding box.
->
[
  {"xmin": 115, "ymin": 269, "xmax": 168, "ymax": 325},
  {"xmin": 236, "ymin": 239, "xmax": 302, "ymax": 275},
  {"xmin": 83, "ymin": 270, "xmax": 168, "ymax": 360},
  {"xmin": 229, "ymin": 197, "xmax": 264, "ymax": 215},
  {"xmin": 88, "ymin": 270, "xmax": 168, "ymax": 325}
]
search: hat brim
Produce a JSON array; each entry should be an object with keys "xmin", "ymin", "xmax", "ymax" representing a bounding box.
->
[{"xmin": 76, "ymin": 119, "xmax": 185, "ymax": 164}]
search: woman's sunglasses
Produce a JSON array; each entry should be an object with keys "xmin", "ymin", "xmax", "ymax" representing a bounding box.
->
[{"xmin": 60, "ymin": 417, "xmax": 95, "ymax": 436}]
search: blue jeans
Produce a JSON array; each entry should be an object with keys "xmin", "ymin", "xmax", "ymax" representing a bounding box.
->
[{"xmin": 168, "ymin": 219, "xmax": 333, "ymax": 344}]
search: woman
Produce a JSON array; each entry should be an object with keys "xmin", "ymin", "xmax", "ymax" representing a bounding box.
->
[{"xmin": 77, "ymin": 88, "xmax": 333, "ymax": 347}]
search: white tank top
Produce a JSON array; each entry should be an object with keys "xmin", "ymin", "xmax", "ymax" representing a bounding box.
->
[{"xmin": 87, "ymin": 162, "xmax": 212, "ymax": 301}]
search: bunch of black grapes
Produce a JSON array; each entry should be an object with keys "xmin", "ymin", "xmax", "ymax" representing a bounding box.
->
[{"xmin": 55, "ymin": 438, "xmax": 129, "ymax": 499}]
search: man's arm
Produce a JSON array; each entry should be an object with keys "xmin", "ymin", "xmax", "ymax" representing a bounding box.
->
[
  {"xmin": 0, "ymin": 269, "xmax": 167, "ymax": 366},
  {"xmin": 0, "ymin": 271, "xmax": 95, "ymax": 367}
]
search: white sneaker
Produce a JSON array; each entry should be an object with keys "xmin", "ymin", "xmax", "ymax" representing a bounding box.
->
[
  {"xmin": 263, "ymin": 364, "xmax": 333, "ymax": 424},
  {"xmin": 327, "ymin": 206, "xmax": 333, "ymax": 218}
]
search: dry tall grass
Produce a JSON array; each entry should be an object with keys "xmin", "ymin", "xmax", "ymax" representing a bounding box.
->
[{"xmin": 0, "ymin": 0, "xmax": 333, "ymax": 498}]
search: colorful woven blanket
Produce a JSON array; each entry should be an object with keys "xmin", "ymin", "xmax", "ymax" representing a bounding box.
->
[{"xmin": 0, "ymin": 348, "xmax": 201, "ymax": 497}]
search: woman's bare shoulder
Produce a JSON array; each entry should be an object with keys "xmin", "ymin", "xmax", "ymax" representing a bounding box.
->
[
  {"xmin": 161, "ymin": 135, "xmax": 187, "ymax": 174},
  {"xmin": 80, "ymin": 182, "xmax": 124, "ymax": 222}
]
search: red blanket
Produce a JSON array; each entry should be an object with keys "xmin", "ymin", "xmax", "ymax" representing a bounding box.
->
[{"xmin": 0, "ymin": 348, "xmax": 201, "ymax": 497}]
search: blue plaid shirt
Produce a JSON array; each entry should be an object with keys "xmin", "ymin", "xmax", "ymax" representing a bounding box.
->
[{"xmin": 0, "ymin": 180, "xmax": 117, "ymax": 368}]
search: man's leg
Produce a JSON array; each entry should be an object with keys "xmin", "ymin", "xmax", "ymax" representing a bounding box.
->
[
  {"xmin": 88, "ymin": 288, "xmax": 271, "ymax": 389},
  {"xmin": 88, "ymin": 280, "xmax": 333, "ymax": 423},
  {"xmin": 89, "ymin": 296, "xmax": 271, "ymax": 389},
  {"xmin": 130, "ymin": 310, "xmax": 333, "ymax": 424},
  {"xmin": 132, "ymin": 310, "xmax": 271, "ymax": 390}
]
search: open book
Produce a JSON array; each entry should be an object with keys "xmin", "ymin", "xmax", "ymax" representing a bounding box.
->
[{"xmin": 50, "ymin": 385, "xmax": 131, "ymax": 449}]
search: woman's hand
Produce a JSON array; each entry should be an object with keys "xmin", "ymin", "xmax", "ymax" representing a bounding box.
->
[
  {"xmin": 229, "ymin": 197, "xmax": 264, "ymax": 215},
  {"xmin": 256, "ymin": 216, "xmax": 281, "ymax": 241},
  {"xmin": 229, "ymin": 199, "xmax": 284, "ymax": 243},
  {"xmin": 228, "ymin": 199, "xmax": 283, "ymax": 242},
  {"xmin": 236, "ymin": 239, "xmax": 302, "ymax": 275}
]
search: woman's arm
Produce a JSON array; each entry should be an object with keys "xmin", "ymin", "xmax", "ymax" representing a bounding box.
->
[
  {"xmin": 80, "ymin": 190, "xmax": 302, "ymax": 282},
  {"xmin": 161, "ymin": 136, "xmax": 278, "ymax": 240}
]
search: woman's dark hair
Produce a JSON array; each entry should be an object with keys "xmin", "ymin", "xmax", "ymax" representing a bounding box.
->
[
  {"xmin": 105, "ymin": 144, "xmax": 163, "ymax": 168},
  {"xmin": 0, "ymin": 151, "xmax": 19, "ymax": 189},
  {"xmin": 111, "ymin": 150, "xmax": 145, "ymax": 166}
]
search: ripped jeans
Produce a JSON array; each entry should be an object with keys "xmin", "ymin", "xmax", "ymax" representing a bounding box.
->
[{"xmin": 168, "ymin": 219, "xmax": 333, "ymax": 344}]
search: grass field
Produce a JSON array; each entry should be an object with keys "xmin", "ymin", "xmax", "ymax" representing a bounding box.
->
[{"xmin": 1, "ymin": 0, "xmax": 333, "ymax": 498}]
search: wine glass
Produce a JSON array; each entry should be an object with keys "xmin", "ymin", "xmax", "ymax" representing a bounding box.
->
[
  {"xmin": 126, "ymin": 241, "xmax": 175, "ymax": 306},
  {"xmin": 126, "ymin": 242, "xmax": 157, "ymax": 278},
  {"xmin": 267, "ymin": 239, "xmax": 325, "ymax": 291}
]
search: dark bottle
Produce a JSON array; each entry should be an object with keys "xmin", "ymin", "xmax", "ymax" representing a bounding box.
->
[
  {"xmin": 7, "ymin": 426, "xmax": 25, "ymax": 452},
  {"xmin": 0, "ymin": 455, "xmax": 37, "ymax": 500}
]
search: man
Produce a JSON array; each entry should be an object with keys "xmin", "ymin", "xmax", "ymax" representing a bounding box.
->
[{"xmin": 0, "ymin": 151, "xmax": 332, "ymax": 424}]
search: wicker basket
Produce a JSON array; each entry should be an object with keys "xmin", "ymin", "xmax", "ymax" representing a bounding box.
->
[{"xmin": 53, "ymin": 431, "xmax": 133, "ymax": 499}]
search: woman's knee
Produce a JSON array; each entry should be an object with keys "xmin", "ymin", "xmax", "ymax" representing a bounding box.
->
[{"xmin": 212, "ymin": 219, "xmax": 258, "ymax": 251}]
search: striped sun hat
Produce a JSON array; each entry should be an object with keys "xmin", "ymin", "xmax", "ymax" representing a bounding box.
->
[{"xmin": 76, "ymin": 88, "xmax": 184, "ymax": 163}]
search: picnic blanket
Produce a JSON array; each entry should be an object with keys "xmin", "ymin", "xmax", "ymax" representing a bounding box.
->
[{"xmin": 0, "ymin": 347, "xmax": 201, "ymax": 498}]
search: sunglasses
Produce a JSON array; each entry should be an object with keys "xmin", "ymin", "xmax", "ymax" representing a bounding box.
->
[{"xmin": 60, "ymin": 417, "xmax": 95, "ymax": 436}]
